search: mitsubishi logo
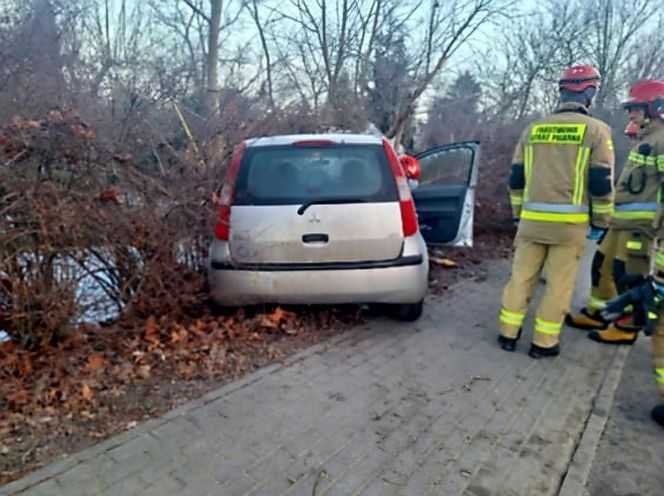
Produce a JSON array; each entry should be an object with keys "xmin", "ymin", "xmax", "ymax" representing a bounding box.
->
[{"xmin": 309, "ymin": 213, "xmax": 321, "ymax": 223}]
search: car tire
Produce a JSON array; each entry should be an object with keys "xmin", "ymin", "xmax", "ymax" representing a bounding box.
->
[
  {"xmin": 206, "ymin": 298, "xmax": 236, "ymax": 316},
  {"xmin": 392, "ymin": 300, "xmax": 424, "ymax": 322}
]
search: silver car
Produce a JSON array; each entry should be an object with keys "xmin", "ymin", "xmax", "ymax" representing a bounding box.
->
[{"xmin": 208, "ymin": 133, "xmax": 479, "ymax": 321}]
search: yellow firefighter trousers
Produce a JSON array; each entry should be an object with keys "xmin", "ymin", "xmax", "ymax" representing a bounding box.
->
[
  {"xmin": 651, "ymin": 317, "xmax": 664, "ymax": 397},
  {"xmin": 500, "ymin": 240, "xmax": 584, "ymax": 348},
  {"xmin": 587, "ymin": 229, "xmax": 654, "ymax": 314}
]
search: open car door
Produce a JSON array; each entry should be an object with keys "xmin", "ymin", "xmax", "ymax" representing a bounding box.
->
[{"xmin": 413, "ymin": 141, "xmax": 480, "ymax": 247}]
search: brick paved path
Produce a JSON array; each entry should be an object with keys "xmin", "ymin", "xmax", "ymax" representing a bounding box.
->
[
  {"xmin": 585, "ymin": 337, "xmax": 664, "ymax": 496},
  {"xmin": 2, "ymin": 249, "xmax": 627, "ymax": 495}
]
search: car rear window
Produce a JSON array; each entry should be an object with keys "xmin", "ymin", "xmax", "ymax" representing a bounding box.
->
[{"xmin": 233, "ymin": 144, "xmax": 398, "ymax": 205}]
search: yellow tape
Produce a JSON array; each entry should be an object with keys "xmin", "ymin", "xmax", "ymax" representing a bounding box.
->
[
  {"xmin": 628, "ymin": 152, "xmax": 656, "ymax": 166},
  {"xmin": 656, "ymin": 368, "xmax": 664, "ymax": 384},
  {"xmin": 521, "ymin": 210, "xmax": 589, "ymax": 223},
  {"xmin": 573, "ymin": 147, "xmax": 590, "ymax": 205},
  {"xmin": 524, "ymin": 145, "xmax": 533, "ymax": 202},
  {"xmin": 626, "ymin": 241, "xmax": 643, "ymax": 251},
  {"xmin": 613, "ymin": 211, "xmax": 657, "ymax": 220},
  {"xmin": 534, "ymin": 318, "xmax": 561, "ymax": 335},
  {"xmin": 592, "ymin": 203, "xmax": 614, "ymax": 214},
  {"xmin": 657, "ymin": 155, "xmax": 664, "ymax": 172},
  {"xmin": 588, "ymin": 296, "xmax": 606, "ymax": 310},
  {"xmin": 656, "ymin": 252, "xmax": 664, "ymax": 266},
  {"xmin": 500, "ymin": 308, "xmax": 525, "ymax": 326}
]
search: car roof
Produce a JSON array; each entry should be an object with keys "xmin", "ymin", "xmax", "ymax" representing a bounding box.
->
[{"xmin": 246, "ymin": 133, "xmax": 384, "ymax": 148}]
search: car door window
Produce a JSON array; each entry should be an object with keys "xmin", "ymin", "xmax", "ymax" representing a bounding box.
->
[
  {"xmin": 413, "ymin": 141, "xmax": 479, "ymax": 246},
  {"xmin": 418, "ymin": 147, "xmax": 474, "ymax": 187}
]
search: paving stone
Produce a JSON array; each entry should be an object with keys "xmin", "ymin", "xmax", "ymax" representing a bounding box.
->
[
  {"xmin": 23, "ymin": 482, "xmax": 66, "ymax": 496},
  {"xmin": 46, "ymin": 464, "xmax": 103, "ymax": 496},
  {"xmin": 179, "ymin": 477, "xmax": 223, "ymax": 496},
  {"xmin": 101, "ymin": 476, "xmax": 148, "ymax": 496},
  {"xmin": 210, "ymin": 451, "xmax": 258, "ymax": 483},
  {"xmin": 141, "ymin": 476, "xmax": 184, "ymax": 496},
  {"xmin": 246, "ymin": 447, "xmax": 296, "ymax": 482},
  {"xmin": 219, "ymin": 475, "xmax": 259, "ymax": 496}
]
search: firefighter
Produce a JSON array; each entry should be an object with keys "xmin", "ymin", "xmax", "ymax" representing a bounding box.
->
[
  {"xmin": 566, "ymin": 79, "xmax": 664, "ymax": 345},
  {"xmin": 499, "ymin": 65, "xmax": 615, "ymax": 358},
  {"xmin": 647, "ymin": 251, "xmax": 664, "ymax": 427}
]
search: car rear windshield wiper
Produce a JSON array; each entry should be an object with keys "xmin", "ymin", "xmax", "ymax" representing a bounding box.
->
[{"xmin": 297, "ymin": 198, "xmax": 367, "ymax": 215}]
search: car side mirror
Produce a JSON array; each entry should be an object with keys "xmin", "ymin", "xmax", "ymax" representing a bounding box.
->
[{"xmin": 399, "ymin": 155, "xmax": 421, "ymax": 180}]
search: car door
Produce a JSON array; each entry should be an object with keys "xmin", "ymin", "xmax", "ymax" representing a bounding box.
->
[{"xmin": 413, "ymin": 141, "xmax": 480, "ymax": 247}]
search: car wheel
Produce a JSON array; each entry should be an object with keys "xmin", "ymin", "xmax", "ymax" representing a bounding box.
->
[{"xmin": 392, "ymin": 300, "xmax": 424, "ymax": 322}]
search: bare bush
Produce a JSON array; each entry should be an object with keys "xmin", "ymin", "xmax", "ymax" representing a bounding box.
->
[{"xmin": 0, "ymin": 109, "xmax": 217, "ymax": 346}]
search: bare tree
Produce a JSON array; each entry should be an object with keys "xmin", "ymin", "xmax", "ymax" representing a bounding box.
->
[
  {"xmin": 352, "ymin": 0, "xmax": 383, "ymax": 96},
  {"xmin": 246, "ymin": 0, "xmax": 274, "ymax": 108},
  {"xmin": 205, "ymin": 0, "xmax": 222, "ymax": 115},
  {"xmin": 170, "ymin": 0, "xmax": 247, "ymax": 116},
  {"xmin": 481, "ymin": 0, "xmax": 585, "ymax": 120},
  {"xmin": 273, "ymin": 0, "xmax": 364, "ymax": 109},
  {"xmin": 148, "ymin": 0, "xmax": 208, "ymax": 99},
  {"xmin": 584, "ymin": 0, "xmax": 661, "ymax": 109},
  {"xmin": 626, "ymin": 15, "xmax": 664, "ymax": 83},
  {"xmin": 385, "ymin": 0, "xmax": 506, "ymax": 142},
  {"xmin": 0, "ymin": 0, "xmax": 68, "ymax": 116}
]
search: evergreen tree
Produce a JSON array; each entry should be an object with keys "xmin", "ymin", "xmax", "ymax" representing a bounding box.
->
[{"xmin": 421, "ymin": 71, "xmax": 482, "ymax": 148}]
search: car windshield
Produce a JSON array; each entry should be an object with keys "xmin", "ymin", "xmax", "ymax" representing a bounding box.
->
[{"xmin": 233, "ymin": 144, "xmax": 398, "ymax": 205}]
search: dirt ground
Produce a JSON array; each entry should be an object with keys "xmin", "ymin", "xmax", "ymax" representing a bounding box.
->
[
  {"xmin": 428, "ymin": 232, "xmax": 513, "ymax": 294},
  {"xmin": 0, "ymin": 231, "xmax": 514, "ymax": 486}
]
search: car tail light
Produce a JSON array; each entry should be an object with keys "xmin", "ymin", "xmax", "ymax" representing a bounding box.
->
[
  {"xmin": 383, "ymin": 139, "xmax": 419, "ymax": 237},
  {"xmin": 399, "ymin": 155, "xmax": 421, "ymax": 180},
  {"xmin": 214, "ymin": 142, "xmax": 246, "ymax": 241}
]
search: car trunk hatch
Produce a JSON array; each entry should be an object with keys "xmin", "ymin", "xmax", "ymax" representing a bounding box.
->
[
  {"xmin": 229, "ymin": 204, "xmax": 403, "ymax": 263},
  {"xmin": 230, "ymin": 143, "xmax": 404, "ymax": 264}
]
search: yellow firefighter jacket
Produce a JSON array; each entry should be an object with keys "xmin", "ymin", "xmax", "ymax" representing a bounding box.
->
[
  {"xmin": 509, "ymin": 102, "xmax": 615, "ymax": 245},
  {"xmin": 611, "ymin": 118, "xmax": 664, "ymax": 236}
]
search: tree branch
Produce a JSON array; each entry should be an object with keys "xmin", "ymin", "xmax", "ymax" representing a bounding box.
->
[{"xmin": 182, "ymin": 0, "xmax": 211, "ymax": 24}]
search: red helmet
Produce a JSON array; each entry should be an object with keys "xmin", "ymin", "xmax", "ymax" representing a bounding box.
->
[
  {"xmin": 621, "ymin": 79, "xmax": 664, "ymax": 117},
  {"xmin": 559, "ymin": 65, "xmax": 601, "ymax": 92},
  {"xmin": 624, "ymin": 120, "xmax": 638, "ymax": 138}
]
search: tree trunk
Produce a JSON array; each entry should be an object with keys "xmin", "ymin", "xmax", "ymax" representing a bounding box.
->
[
  {"xmin": 249, "ymin": 1, "xmax": 274, "ymax": 109},
  {"xmin": 23, "ymin": 0, "xmax": 66, "ymax": 112},
  {"xmin": 205, "ymin": 0, "xmax": 222, "ymax": 116}
]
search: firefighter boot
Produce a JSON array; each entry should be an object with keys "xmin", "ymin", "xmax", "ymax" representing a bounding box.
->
[
  {"xmin": 565, "ymin": 307, "xmax": 608, "ymax": 330},
  {"xmin": 651, "ymin": 404, "xmax": 664, "ymax": 428},
  {"xmin": 498, "ymin": 328, "xmax": 522, "ymax": 352},
  {"xmin": 588, "ymin": 325, "xmax": 638, "ymax": 345},
  {"xmin": 528, "ymin": 343, "xmax": 560, "ymax": 359}
]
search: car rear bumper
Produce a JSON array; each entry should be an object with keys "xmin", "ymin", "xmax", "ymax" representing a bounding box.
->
[{"xmin": 208, "ymin": 237, "xmax": 428, "ymax": 306}]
